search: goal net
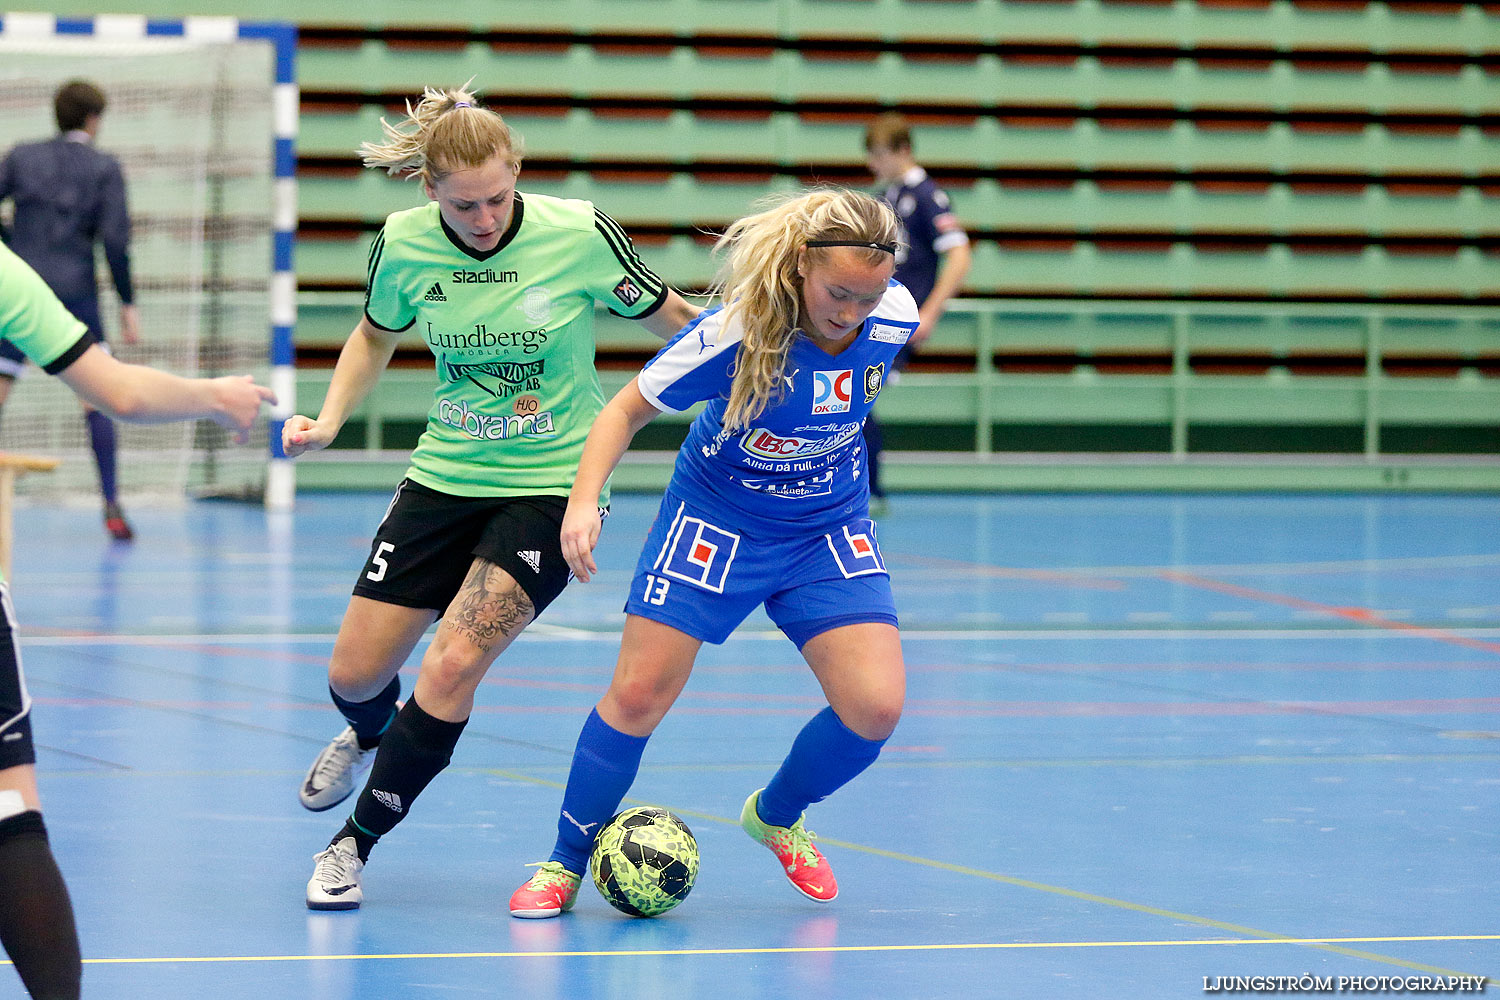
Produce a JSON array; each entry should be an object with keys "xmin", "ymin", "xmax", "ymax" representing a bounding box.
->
[{"xmin": 0, "ymin": 28, "xmax": 276, "ymax": 503}]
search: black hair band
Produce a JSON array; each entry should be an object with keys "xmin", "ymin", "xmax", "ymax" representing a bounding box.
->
[{"xmin": 806, "ymin": 239, "xmax": 897, "ymax": 254}]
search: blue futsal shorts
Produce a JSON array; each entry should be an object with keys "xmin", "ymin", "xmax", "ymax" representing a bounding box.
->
[{"xmin": 623, "ymin": 488, "xmax": 898, "ymax": 646}]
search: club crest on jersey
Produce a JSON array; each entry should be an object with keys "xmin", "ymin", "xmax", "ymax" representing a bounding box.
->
[
  {"xmin": 812, "ymin": 370, "xmax": 852, "ymax": 415},
  {"xmin": 613, "ymin": 275, "xmax": 643, "ymax": 307},
  {"xmin": 864, "ymin": 363, "xmax": 884, "ymax": 403},
  {"xmin": 521, "ymin": 286, "xmax": 552, "ymax": 324}
]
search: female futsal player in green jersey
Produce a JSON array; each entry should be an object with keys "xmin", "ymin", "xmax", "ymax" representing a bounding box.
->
[
  {"xmin": 0, "ymin": 241, "xmax": 272, "ymax": 999},
  {"xmin": 288, "ymin": 84, "xmax": 699, "ymax": 910}
]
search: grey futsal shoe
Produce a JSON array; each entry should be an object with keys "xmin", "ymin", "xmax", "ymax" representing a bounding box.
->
[
  {"xmin": 306, "ymin": 836, "xmax": 363, "ymax": 910},
  {"xmin": 299, "ymin": 726, "xmax": 373, "ymax": 811}
]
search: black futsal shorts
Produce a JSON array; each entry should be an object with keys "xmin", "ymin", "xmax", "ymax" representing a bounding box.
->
[
  {"xmin": 0, "ymin": 586, "xmax": 36, "ymax": 770},
  {"xmin": 350, "ymin": 478, "xmax": 591, "ymax": 616}
]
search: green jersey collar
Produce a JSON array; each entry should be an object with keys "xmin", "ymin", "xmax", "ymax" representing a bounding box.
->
[{"xmin": 438, "ymin": 192, "xmax": 526, "ymax": 262}]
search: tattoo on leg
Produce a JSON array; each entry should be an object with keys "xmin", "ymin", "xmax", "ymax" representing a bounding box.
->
[{"xmin": 448, "ymin": 561, "xmax": 534, "ymax": 651}]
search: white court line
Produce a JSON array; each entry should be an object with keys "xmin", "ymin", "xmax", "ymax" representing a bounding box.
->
[
  {"xmin": 1049, "ymin": 553, "xmax": 1500, "ymax": 578},
  {"xmin": 16, "ymin": 627, "xmax": 1500, "ymax": 646}
]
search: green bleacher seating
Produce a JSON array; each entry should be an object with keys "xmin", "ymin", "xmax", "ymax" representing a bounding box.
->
[{"xmin": 31, "ymin": 0, "xmax": 1494, "ymax": 485}]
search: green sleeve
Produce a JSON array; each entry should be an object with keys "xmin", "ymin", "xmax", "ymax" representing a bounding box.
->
[
  {"xmin": 362, "ymin": 227, "xmax": 416, "ymax": 332},
  {"xmin": 0, "ymin": 242, "xmax": 91, "ymax": 373},
  {"xmin": 586, "ymin": 207, "xmax": 669, "ymax": 319}
]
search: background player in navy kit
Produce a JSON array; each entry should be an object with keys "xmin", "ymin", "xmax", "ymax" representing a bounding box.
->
[
  {"xmin": 861, "ymin": 113, "xmax": 971, "ymax": 511},
  {"xmin": 509, "ymin": 188, "xmax": 917, "ymax": 917},
  {"xmin": 288, "ymin": 85, "xmax": 699, "ymax": 910},
  {"xmin": 0, "ymin": 241, "xmax": 272, "ymax": 1000},
  {"xmin": 0, "ymin": 80, "xmax": 142, "ymax": 541}
]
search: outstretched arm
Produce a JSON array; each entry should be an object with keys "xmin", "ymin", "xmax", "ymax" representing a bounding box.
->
[
  {"xmin": 282, "ymin": 317, "xmax": 403, "ymax": 457},
  {"xmin": 561, "ymin": 378, "xmax": 663, "ymax": 582},
  {"xmin": 57, "ymin": 344, "xmax": 274, "ymax": 442}
]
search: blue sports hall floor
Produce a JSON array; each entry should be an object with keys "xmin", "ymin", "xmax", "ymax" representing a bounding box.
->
[{"xmin": 5, "ymin": 490, "xmax": 1496, "ymax": 999}]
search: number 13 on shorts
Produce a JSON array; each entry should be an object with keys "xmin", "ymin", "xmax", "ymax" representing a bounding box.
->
[{"xmin": 641, "ymin": 574, "xmax": 670, "ymax": 604}]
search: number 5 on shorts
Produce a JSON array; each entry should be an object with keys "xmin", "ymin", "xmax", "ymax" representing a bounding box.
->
[{"xmin": 367, "ymin": 542, "xmax": 395, "ymax": 582}]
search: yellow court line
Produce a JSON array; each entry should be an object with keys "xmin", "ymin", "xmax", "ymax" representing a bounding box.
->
[
  {"xmin": 809, "ymin": 836, "xmax": 1487, "ymax": 978},
  {"xmin": 50, "ymin": 934, "xmax": 1500, "ymax": 967},
  {"xmin": 466, "ymin": 769, "xmax": 1487, "ymax": 979}
]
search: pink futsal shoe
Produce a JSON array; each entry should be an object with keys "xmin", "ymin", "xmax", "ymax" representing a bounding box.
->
[
  {"xmin": 740, "ymin": 789, "xmax": 839, "ymax": 903},
  {"xmin": 509, "ymin": 861, "xmax": 582, "ymax": 919}
]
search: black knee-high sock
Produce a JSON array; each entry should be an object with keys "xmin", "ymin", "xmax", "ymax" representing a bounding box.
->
[
  {"xmin": 343, "ymin": 696, "xmax": 466, "ymax": 861},
  {"xmin": 331, "ymin": 676, "xmax": 400, "ymax": 750},
  {"xmin": 0, "ymin": 812, "xmax": 81, "ymax": 1000}
]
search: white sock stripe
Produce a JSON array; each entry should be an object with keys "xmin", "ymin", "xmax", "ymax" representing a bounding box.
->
[{"xmin": 0, "ymin": 789, "xmax": 26, "ymax": 823}]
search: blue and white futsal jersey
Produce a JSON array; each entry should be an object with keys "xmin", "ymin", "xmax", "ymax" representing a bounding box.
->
[
  {"xmin": 637, "ymin": 281, "xmax": 920, "ymax": 535},
  {"xmin": 623, "ymin": 281, "xmax": 919, "ymax": 646}
]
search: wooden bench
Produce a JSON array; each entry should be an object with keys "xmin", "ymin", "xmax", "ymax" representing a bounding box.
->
[{"xmin": 0, "ymin": 453, "xmax": 59, "ymax": 582}]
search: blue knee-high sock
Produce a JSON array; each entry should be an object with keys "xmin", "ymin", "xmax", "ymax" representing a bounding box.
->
[
  {"xmin": 85, "ymin": 410, "xmax": 119, "ymax": 505},
  {"xmin": 548, "ymin": 708, "xmax": 649, "ymax": 875},
  {"xmin": 756, "ymin": 706, "xmax": 887, "ymax": 828}
]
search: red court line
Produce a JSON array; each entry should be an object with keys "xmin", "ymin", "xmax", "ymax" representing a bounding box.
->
[
  {"xmin": 921, "ymin": 660, "xmax": 1500, "ymax": 673},
  {"xmin": 1158, "ymin": 571, "xmax": 1500, "ymax": 657},
  {"xmin": 896, "ymin": 697, "xmax": 1500, "ymax": 718},
  {"xmin": 23, "ymin": 633, "xmax": 331, "ymax": 666}
]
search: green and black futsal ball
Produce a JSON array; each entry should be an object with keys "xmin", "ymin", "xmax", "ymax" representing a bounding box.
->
[{"xmin": 590, "ymin": 806, "xmax": 699, "ymax": 917}]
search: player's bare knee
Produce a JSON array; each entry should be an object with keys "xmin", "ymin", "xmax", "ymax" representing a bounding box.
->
[
  {"xmin": 418, "ymin": 639, "xmax": 487, "ymax": 703},
  {"xmin": 601, "ymin": 679, "xmax": 671, "ymax": 732},
  {"xmin": 850, "ymin": 698, "xmax": 903, "ymax": 742},
  {"xmin": 327, "ymin": 660, "xmax": 389, "ymax": 703}
]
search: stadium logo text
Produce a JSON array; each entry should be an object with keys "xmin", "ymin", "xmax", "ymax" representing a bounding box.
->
[{"xmin": 452, "ymin": 268, "xmax": 519, "ymax": 284}]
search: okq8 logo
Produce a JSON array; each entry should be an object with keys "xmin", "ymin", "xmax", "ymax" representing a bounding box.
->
[{"xmin": 812, "ymin": 369, "xmax": 853, "ymax": 415}]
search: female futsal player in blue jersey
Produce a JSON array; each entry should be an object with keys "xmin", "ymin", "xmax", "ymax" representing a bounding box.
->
[{"xmin": 510, "ymin": 187, "xmax": 918, "ymax": 916}]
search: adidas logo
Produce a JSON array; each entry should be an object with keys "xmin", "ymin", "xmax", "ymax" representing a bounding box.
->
[
  {"xmin": 423, "ymin": 282, "xmax": 446, "ymax": 302},
  {"xmin": 518, "ymin": 550, "xmax": 542, "ymax": 574},
  {"xmin": 372, "ymin": 789, "xmax": 403, "ymax": 813}
]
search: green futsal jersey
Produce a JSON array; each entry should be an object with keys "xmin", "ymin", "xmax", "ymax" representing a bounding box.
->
[{"xmin": 364, "ymin": 193, "xmax": 669, "ymax": 500}]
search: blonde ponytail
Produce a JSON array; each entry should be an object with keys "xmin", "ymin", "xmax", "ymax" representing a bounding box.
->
[{"xmin": 359, "ymin": 82, "xmax": 523, "ymax": 181}]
